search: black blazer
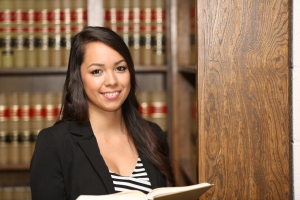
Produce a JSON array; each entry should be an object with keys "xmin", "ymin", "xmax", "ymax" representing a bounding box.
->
[{"xmin": 30, "ymin": 120, "xmax": 168, "ymax": 200}]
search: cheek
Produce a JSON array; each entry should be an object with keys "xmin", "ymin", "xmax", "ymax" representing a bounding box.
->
[
  {"xmin": 82, "ymin": 77, "xmax": 100, "ymax": 93},
  {"xmin": 123, "ymin": 74, "xmax": 131, "ymax": 90}
]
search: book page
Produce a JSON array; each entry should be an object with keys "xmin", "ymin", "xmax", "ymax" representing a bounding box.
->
[
  {"xmin": 147, "ymin": 183, "xmax": 213, "ymax": 200},
  {"xmin": 76, "ymin": 190, "xmax": 147, "ymax": 200}
]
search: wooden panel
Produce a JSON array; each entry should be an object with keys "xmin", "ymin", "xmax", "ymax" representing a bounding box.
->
[{"xmin": 197, "ymin": 0, "xmax": 291, "ymax": 199}]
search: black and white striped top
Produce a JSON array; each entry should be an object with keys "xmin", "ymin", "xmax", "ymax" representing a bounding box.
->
[{"xmin": 109, "ymin": 157, "xmax": 152, "ymax": 194}]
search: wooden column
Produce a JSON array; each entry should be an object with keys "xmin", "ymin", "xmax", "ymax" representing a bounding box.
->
[{"xmin": 197, "ymin": 0, "xmax": 291, "ymax": 199}]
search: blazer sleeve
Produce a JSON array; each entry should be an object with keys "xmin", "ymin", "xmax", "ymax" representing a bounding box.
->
[{"xmin": 30, "ymin": 128, "xmax": 66, "ymax": 200}]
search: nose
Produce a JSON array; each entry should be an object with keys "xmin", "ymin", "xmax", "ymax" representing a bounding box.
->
[{"xmin": 104, "ymin": 70, "xmax": 117, "ymax": 86}]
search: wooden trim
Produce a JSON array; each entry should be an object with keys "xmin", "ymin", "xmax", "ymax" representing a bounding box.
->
[{"xmin": 0, "ymin": 164, "xmax": 30, "ymax": 171}]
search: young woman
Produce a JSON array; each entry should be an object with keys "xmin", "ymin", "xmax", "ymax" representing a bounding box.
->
[{"xmin": 30, "ymin": 26, "xmax": 175, "ymax": 200}]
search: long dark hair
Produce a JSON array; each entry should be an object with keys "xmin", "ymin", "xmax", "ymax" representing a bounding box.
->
[{"xmin": 57, "ymin": 26, "xmax": 175, "ymax": 186}]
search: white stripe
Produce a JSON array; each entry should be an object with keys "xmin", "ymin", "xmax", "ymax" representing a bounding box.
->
[
  {"xmin": 113, "ymin": 176, "xmax": 151, "ymax": 186},
  {"xmin": 131, "ymin": 172, "xmax": 148, "ymax": 177},
  {"xmin": 136, "ymin": 163, "xmax": 143, "ymax": 167},
  {"xmin": 138, "ymin": 178, "xmax": 150, "ymax": 181},
  {"xmin": 113, "ymin": 181, "xmax": 152, "ymax": 192},
  {"xmin": 111, "ymin": 175, "xmax": 132, "ymax": 180},
  {"xmin": 133, "ymin": 168, "xmax": 146, "ymax": 173}
]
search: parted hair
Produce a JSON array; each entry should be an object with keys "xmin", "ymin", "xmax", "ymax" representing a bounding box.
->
[{"xmin": 56, "ymin": 26, "xmax": 175, "ymax": 187}]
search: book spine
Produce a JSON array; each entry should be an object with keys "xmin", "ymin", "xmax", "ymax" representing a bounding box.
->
[
  {"xmin": 23, "ymin": 26, "xmax": 37, "ymax": 68},
  {"xmin": 128, "ymin": 24, "xmax": 140, "ymax": 65},
  {"xmin": 48, "ymin": 25, "xmax": 62, "ymax": 67},
  {"xmin": 0, "ymin": 120, "xmax": 8, "ymax": 165},
  {"xmin": 139, "ymin": 0, "xmax": 152, "ymax": 65},
  {"xmin": 137, "ymin": 91, "xmax": 152, "ymax": 121},
  {"xmin": 6, "ymin": 93, "xmax": 19, "ymax": 165},
  {"xmin": 34, "ymin": 0, "xmax": 49, "ymax": 68},
  {"xmin": 11, "ymin": 25, "xmax": 26, "ymax": 68},
  {"xmin": 151, "ymin": 24, "xmax": 166, "ymax": 66},
  {"xmin": 140, "ymin": 24, "xmax": 152, "ymax": 65},
  {"xmin": 0, "ymin": 92, "xmax": 9, "ymax": 122},
  {"xmin": 18, "ymin": 92, "xmax": 31, "ymax": 164},
  {"xmin": 0, "ymin": 186, "xmax": 31, "ymax": 200},
  {"xmin": 48, "ymin": 0, "xmax": 62, "ymax": 67},
  {"xmin": 151, "ymin": 0, "xmax": 166, "ymax": 66},
  {"xmin": 1, "ymin": 187, "xmax": 13, "ymax": 200},
  {"xmin": 7, "ymin": 119, "xmax": 19, "ymax": 165},
  {"xmin": 150, "ymin": 91, "xmax": 167, "ymax": 132},
  {"xmin": 0, "ymin": 26, "xmax": 13, "ymax": 68},
  {"xmin": 19, "ymin": 119, "xmax": 31, "ymax": 165},
  {"xmin": 70, "ymin": 0, "xmax": 87, "ymax": 26},
  {"xmin": 0, "ymin": 93, "xmax": 8, "ymax": 165},
  {"xmin": 60, "ymin": 0, "xmax": 72, "ymax": 66},
  {"xmin": 35, "ymin": 25, "xmax": 49, "ymax": 68},
  {"xmin": 42, "ymin": 92, "xmax": 59, "ymax": 128}
]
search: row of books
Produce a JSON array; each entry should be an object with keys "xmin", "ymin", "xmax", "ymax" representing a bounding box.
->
[
  {"xmin": 103, "ymin": 0, "xmax": 165, "ymax": 25},
  {"xmin": 0, "ymin": 0, "xmax": 87, "ymax": 68},
  {"xmin": 103, "ymin": 0, "xmax": 166, "ymax": 66},
  {"xmin": 0, "ymin": 0, "xmax": 87, "ymax": 26},
  {"xmin": 0, "ymin": 24, "xmax": 85, "ymax": 69},
  {"xmin": 137, "ymin": 91, "xmax": 167, "ymax": 132},
  {"xmin": 0, "ymin": 127, "xmax": 36, "ymax": 165},
  {"xmin": 0, "ymin": 186, "xmax": 31, "ymax": 200},
  {"xmin": 0, "ymin": 91, "xmax": 167, "ymax": 130},
  {"xmin": 0, "ymin": 92, "xmax": 60, "ymax": 165},
  {"xmin": 0, "ymin": 92, "xmax": 61, "ymax": 122}
]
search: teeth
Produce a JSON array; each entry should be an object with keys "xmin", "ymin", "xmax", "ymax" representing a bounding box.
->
[{"xmin": 103, "ymin": 92, "xmax": 119, "ymax": 97}]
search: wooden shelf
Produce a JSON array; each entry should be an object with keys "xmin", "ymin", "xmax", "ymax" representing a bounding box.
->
[
  {"xmin": 0, "ymin": 164, "xmax": 30, "ymax": 171},
  {"xmin": 179, "ymin": 160, "xmax": 197, "ymax": 185},
  {"xmin": 178, "ymin": 65, "xmax": 196, "ymax": 73},
  {"xmin": 0, "ymin": 67, "xmax": 68, "ymax": 75},
  {"xmin": 0, "ymin": 65, "xmax": 168, "ymax": 75},
  {"xmin": 135, "ymin": 65, "xmax": 168, "ymax": 72}
]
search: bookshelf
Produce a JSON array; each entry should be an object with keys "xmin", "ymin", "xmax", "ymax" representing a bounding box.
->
[
  {"xmin": 0, "ymin": 0, "xmax": 175, "ymax": 194},
  {"xmin": 168, "ymin": 0, "xmax": 197, "ymax": 186}
]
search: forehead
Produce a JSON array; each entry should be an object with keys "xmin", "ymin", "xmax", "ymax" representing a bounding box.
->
[
  {"xmin": 83, "ymin": 42, "xmax": 125, "ymax": 63},
  {"xmin": 84, "ymin": 42, "xmax": 115, "ymax": 54}
]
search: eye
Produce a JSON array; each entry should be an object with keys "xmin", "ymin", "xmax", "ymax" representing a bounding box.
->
[
  {"xmin": 116, "ymin": 66, "xmax": 127, "ymax": 71},
  {"xmin": 91, "ymin": 69, "xmax": 102, "ymax": 74}
]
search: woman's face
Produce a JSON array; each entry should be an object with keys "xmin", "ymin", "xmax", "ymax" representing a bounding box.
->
[{"xmin": 80, "ymin": 42, "xmax": 131, "ymax": 114}]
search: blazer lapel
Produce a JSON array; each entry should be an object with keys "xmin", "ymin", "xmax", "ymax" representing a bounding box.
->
[{"xmin": 69, "ymin": 121, "xmax": 115, "ymax": 194}]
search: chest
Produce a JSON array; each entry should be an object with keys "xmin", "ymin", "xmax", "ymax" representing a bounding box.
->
[{"xmin": 96, "ymin": 135, "xmax": 138, "ymax": 176}]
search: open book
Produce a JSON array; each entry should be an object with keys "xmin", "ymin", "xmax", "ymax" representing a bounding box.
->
[{"xmin": 76, "ymin": 182, "xmax": 213, "ymax": 200}]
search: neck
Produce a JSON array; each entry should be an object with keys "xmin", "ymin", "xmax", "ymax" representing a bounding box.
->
[{"xmin": 89, "ymin": 109, "xmax": 126, "ymax": 137}]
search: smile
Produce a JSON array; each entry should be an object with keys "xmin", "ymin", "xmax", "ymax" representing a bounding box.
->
[{"xmin": 102, "ymin": 92, "xmax": 120, "ymax": 99}]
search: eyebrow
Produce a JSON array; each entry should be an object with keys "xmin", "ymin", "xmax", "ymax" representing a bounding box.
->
[{"xmin": 87, "ymin": 59, "xmax": 126, "ymax": 68}]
